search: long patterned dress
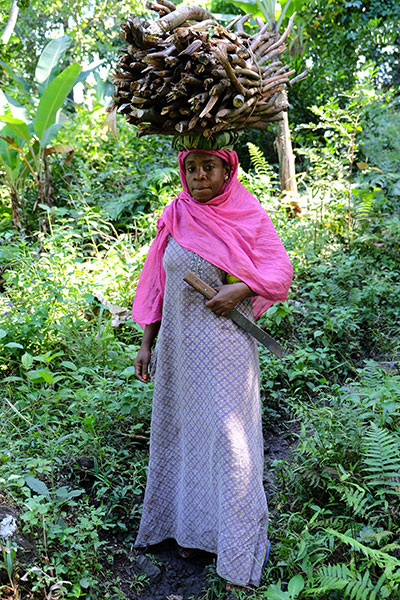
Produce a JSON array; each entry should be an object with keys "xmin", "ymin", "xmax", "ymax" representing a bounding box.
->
[{"xmin": 135, "ymin": 236, "xmax": 268, "ymax": 587}]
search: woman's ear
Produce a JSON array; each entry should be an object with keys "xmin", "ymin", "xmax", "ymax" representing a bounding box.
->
[{"xmin": 224, "ymin": 166, "xmax": 231, "ymax": 182}]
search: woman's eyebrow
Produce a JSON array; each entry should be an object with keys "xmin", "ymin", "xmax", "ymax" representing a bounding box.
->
[{"xmin": 186, "ymin": 158, "xmax": 217, "ymax": 167}]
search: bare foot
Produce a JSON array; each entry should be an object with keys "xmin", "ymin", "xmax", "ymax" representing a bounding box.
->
[
  {"xmin": 177, "ymin": 546, "xmax": 198, "ymax": 559},
  {"xmin": 226, "ymin": 583, "xmax": 252, "ymax": 598}
]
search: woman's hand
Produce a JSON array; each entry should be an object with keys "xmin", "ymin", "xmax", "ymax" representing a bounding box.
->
[
  {"xmin": 134, "ymin": 321, "xmax": 161, "ymax": 383},
  {"xmin": 135, "ymin": 346, "xmax": 152, "ymax": 383},
  {"xmin": 205, "ymin": 282, "xmax": 255, "ymax": 317}
]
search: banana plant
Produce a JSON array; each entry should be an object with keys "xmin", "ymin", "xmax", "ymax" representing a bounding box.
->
[
  {"xmin": 231, "ymin": 0, "xmax": 305, "ymax": 31},
  {"xmin": 0, "ymin": 35, "xmax": 81, "ymax": 229}
]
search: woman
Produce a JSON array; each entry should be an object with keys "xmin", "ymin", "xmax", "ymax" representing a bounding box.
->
[{"xmin": 132, "ymin": 140, "xmax": 293, "ymax": 594}]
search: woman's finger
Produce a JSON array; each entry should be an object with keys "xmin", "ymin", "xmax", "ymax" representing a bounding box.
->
[{"xmin": 135, "ymin": 359, "xmax": 150, "ymax": 382}]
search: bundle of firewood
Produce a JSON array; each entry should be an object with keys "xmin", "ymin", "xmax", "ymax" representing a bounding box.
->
[{"xmin": 108, "ymin": 2, "xmax": 307, "ymax": 138}]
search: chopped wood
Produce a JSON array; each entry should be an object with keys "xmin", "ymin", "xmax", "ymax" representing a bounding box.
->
[{"xmin": 109, "ymin": 4, "xmax": 307, "ymax": 137}]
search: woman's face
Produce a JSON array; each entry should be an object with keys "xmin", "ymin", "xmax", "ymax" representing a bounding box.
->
[{"xmin": 184, "ymin": 152, "xmax": 230, "ymax": 203}]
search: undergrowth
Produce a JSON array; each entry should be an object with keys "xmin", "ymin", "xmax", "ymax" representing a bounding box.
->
[{"xmin": 1, "ymin": 106, "xmax": 400, "ymax": 599}]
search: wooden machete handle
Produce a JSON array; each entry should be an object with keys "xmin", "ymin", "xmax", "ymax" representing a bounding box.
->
[{"xmin": 183, "ymin": 271, "xmax": 218, "ymax": 300}]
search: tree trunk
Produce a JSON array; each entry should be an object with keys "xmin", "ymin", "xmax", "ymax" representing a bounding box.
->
[
  {"xmin": 274, "ymin": 92, "xmax": 301, "ymax": 216},
  {"xmin": 1, "ymin": 0, "xmax": 19, "ymax": 45}
]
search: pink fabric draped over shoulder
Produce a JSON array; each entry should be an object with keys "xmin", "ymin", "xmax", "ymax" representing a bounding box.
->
[{"xmin": 132, "ymin": 149, "xmax": 293, "ymax": 328}]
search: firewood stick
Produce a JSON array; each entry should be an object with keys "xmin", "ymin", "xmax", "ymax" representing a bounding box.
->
[
  {"xmin": 130, "ymin": 107, "xmax": 164, "ymax": 124},
  {"xmin": 216, "ymin": 95, "xmax": 257, "ymax": 119},
  {"xmin": 161, "ymin": 100, "xmax": 184, "ymax": 115},
  {"xmin": 258, "ymin": 44, "xmax": 287, "ymax": 64},
  {"xmin": 178, "ymin": 39, "xmax": 203, "ymax": 56},
  {"xmin": 262, "ymin": 71, "xmax": 294, "ymax": 90},
  {"xmin": 288, "ymin": 69, "xmax": 309, "ymax": 85},
  {"xmin": 265, "ymin": 13, "xmax": 295, "ymax": 55},
  {"xmin": 250, "ymin": 23, "xmax": 271, "ymax": 52},
  {"xmin": 181, "ymin": 74, "xmax": 204, "ymax": 86},
  {"xmin": 234, "ymin": 67, "xmax": 261, "ymax": 79},
  {"xmin": 147, "ymin": 5, "xmax": 213, "ymax": 37},
  {"xmin": 131, "ymin": 95, "xmax": 148, "ymax": 105},
  {"xmin": 146, "ymin": 1, "xmax": 170, "ymax": 16},
  {"xmin": 212, "ymin": 46, "xmax": 246, "ymax": 95},
  {"xmin": 255, "ymin": 17, "xmax": 264, "ymax": 29},
  {"xmin": 189, "ymin": 91, "xmax": 209, "ymax": 104},
  {"xmin": 175, "ymin": 119, "xmax": 190, "ymax": 132},
  {"xmin": 254, "ymin": 34, "xmax": 280, "ymax": 58},
  {"xmin": 244, "ymin": 86, "xmax": 259, "ymax": 97},
  {"xmin": 145, "ymin": 45, "xmax": 176, "ymax": 59},
  {"xmin": 188, "ymin": 114, "xmax": 201, "ymax": 130},
  {"xmin": 199, "ymin": 94, "xmax": 220, "ymax": 118},
  {"xmin": 230, "ymin": 54, "xmax": 248, "ymax": 68},
  {"xmin": 209, "ymin": 79, "xmax": 230, "ymax": 95},
  {"xmin": 158, "ymin": 0, "xmax": 177, "ymax": 11},
  {"xmin": 233, "ymin": 93, "xmax": 245, "ymax": 108},
  {"xmin": 225, "ymin": 14, "xmax": 243, "ymax": 31},
  {"xmin": 235, "ymin": 13, "xmax": 252, "ymax": 37}
]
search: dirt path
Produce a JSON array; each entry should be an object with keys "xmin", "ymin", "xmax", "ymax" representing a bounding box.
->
[{"xmin": 116, "ymin": 423, "xmax": 298, "ymax": 600}]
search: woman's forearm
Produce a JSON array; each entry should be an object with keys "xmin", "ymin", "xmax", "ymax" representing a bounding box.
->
[
  {"xmin": 232, "ymin": 281, "xmax": 257, "ymax": 299},
  {"xmin": 141, "ymin": 321, "xmax": 161, "ymax": 349}
]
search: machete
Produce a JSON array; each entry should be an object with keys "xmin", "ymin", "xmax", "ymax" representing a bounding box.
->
[{"xmin": 183, "ymin": 271, "xmax": 284, "ymax": 358}]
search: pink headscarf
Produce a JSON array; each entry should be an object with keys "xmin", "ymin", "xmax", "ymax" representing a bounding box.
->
[{"xmin": 132, "ymin": 149, "xmax": 293, "ymax": 327}]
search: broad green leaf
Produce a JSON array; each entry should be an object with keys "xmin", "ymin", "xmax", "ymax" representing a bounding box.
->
[
  {"xmin": 25, "ymin": 475, "xmax": 51, "ymax": 500},
  {"xmin": 40, "ymin": 122, "xmax": 65, "ymax": 148},
  {"xmin": 0, "ymin": 88, "xmax": 7, "ymax": 113},
  {"xmin": 21, "ymin": 352, "xmax": 34, "ymax": 369},
  {"xmin": 288, "ymin": 575, "xmax": 305, "ymax": 596},
  {"xmin": 35, "ymin": 35, "xmax": 72, "ymax": 85},
  {"xmin": 36, "ymin": 369, "xmax": 55, "ymax": 383},
  {"xmin": 76, "ymin": 59, "xmax": 104, "ymax": 84},
  {"xmin": 264, "ymin": 583, "xmax": 290, "ymax": 599},
  {"xmin": 55, "ymin": 485, "xmax": 70, "ymax": 499},
  {"xmin": 0, "ymin": 116, "xmax": 31, "ymax": 143},
  {"xmin": 55, "ymin": 485, "xmax": 83, "ymax": 500},
  {"xmin": 0, "ymin": 329, "xmax": 7, "ymax": 339},
  {"xmin": 122, "ymin": 366, "xmax": 136, "ymax": 378},
  {"xmin": 231, "ymin": 0, "xmax": 264, "ymax": 18},
  {"xmin": 0, "ymin": 90, "xmax": 30, "ymax": 122},
  {"xmin": 0, "ymin": 60, "xmax": 29, "ymax": 93},
  {"xmin": 4, "ymin": 342, "xmax": 24, "ymax": 349},
  {"xmin": 60, "ymin": 360, "xmax": 78, "ymax": 370},
  {"xmin": 34, "ymin": 63, "xmax": 81, "ymax": 145},
  {"xmin": 27, "ymin": 370, "xmax": 46, "ymax": 382}
]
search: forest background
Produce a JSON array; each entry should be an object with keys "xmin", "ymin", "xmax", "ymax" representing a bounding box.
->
[{"xmin": 0, "ymin": 0, "xmax": 400, "ymax": 599}]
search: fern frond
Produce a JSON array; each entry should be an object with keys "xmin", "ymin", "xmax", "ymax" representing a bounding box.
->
[
  {"xmin": 247, "ymin": 142, "xmax": 272, "ymax": 177},
  {"xmin": 354, "ymin": 194, "xmax": 374, "ymax": 220},
  {"xmin": 310, "ymin": 564, "xmax": 389, "ymax": 600},
  {"xmin": 326, "ymin": 280, "xmax": 350, "ymax": 305},
  {"xmin": 340, "ymin": 484, "xmax": 369, "ymax": 517},
  {"xmin": 362, "ymin": 423, "xmax": 400, "ymax": 495},
  {"xmin": 325, "ymin": 527, "xmax": 400, "ymax": 570},
  {"xmin": 314, "ymin": 562, "xmax": 352, "ymax": 592},
  {"xmin": 150, "ymin": 166, "xmax": 178, "ymax": 187},
  {"xmin": 346, "ymin": 568, "xmax": 373, "ymax": 600}
]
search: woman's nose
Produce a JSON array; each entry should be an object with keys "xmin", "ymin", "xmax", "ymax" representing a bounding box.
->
[{"xmin": 194, "ymin": 167, "xmax": 206, "ymax": 179}]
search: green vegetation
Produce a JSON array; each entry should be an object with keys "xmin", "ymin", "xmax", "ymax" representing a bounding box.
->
[{"xmin": 1, "ymin": 1, "xmax": 399, "ymax": 599}]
